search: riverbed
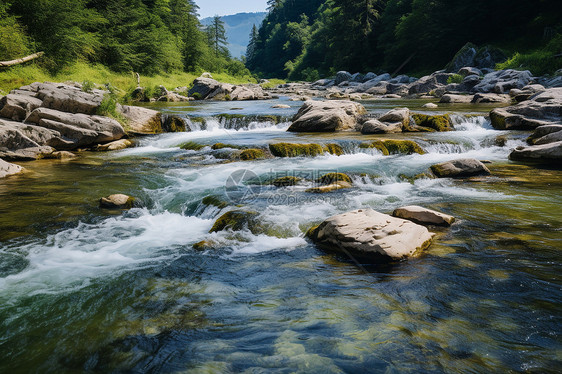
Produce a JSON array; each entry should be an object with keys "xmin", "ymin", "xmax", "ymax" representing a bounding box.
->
[{"xmin": 1, "ymin": 97, "xmax": 561, "ymax": 373}]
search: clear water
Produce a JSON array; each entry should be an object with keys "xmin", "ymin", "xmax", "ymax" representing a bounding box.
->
[{"xmin": 1, "ymin": 98, "xmax": 561, "ymax": 373}]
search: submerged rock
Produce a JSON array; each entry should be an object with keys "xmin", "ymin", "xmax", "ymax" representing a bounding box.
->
[
  {"xmin": 393, "ymin": 206, "xmax": 455, "ymax": 227},
  {"xmin": 209, "ymin": 210, "xmax": 260, "ymax": 233},
  {"xmin": 99, "ymin": 194, "xmax": 135, "ymax": 209},
  {"xmin": 0, "ymin": 158, "xmax": 23, "ymax": 178},
  {"xmin": 317, "ymin": 172, "xmax": 352, "ymax": 185},
  {"xmin": 271, "ymin": 176, "xmax": 301, "ymax": 187},
  {"xmin": 288, "ymin": 100, "xmax": 366, "ymax": 132},
  {"xmin": 308, "ymin": 209, "xmax": 434, "ymax": 261},
  {"xmin": 268, "ymin": 142, "xmax": 341, "ymax": 157},
  {"xmin": 431, "ymin": 158, "xmax": 491, "ymax": 178},
  {"xmin": 306, "ymin": 181, "xmax": 352, "ymax": 193}
]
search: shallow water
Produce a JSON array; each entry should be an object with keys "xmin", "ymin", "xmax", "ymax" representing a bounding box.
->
[{"xmin": 1, "ymin": 98, "xmax": 561, "ymax": 373}]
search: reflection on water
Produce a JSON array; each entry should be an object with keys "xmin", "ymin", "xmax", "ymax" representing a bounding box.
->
[{"xmin": 0, "ymin": 97, "xmax": 561, "ymax": 373}]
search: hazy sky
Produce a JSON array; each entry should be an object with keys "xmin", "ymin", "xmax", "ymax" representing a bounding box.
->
[{"xmin": 196, "ymin": 0, "xmax": 267, "ymax": 18}]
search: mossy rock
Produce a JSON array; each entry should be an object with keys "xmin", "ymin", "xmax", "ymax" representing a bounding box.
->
[
  {"xmin": 306, "ymin": 181, "xmax": 352, "ymax": 193},
  {"xmin": 209, "ymin": 210, "xmax": 260, "ymax": 233},
  {"xmin": 240, "ymin": 148, "xmax": 266, "ymax": 161},
  {"xmin": 218, "ymin": 113, "xmax": 245, "ymax": 121},
  {"xmin": 383, "ymin": 140, "xmax": 426, "ymax": 155},
  {"xmin": 412, "ymin": 113, "xmax": 453, "ymax": 132},
  {"xmin": 317, "ymin": 172, "xmax": 352, "ymax": 185},
  {"xmin": 305, "ymin": 225, "xmax": 320, "ymax": 240},
  {"xmin": 271, "ymin": 176, "xmax": 301, "ymax": 187},
  {"xmin": 269, "ymin": 143, "xmax": 325, "ymax": 157},
  {"xmin": 324, "ymin": 143, "xmax": 344, "ymax": 156},
  {"xmin": 162, "ymin": 115, "xmax": 186, "ymax": 132},
  {"xmin": 398, "ymin": 173, "xmax": 435, "ymax": 183},
  {"xmin": 202, "ymin": 195, "xmax": 228, "ymax": 209},
  {"xmin": 193, "ymin": 240, "xmax": 217, "ymax": 251},
  {"xmin": 179, "ymin": 141, "xmax": 206, "ymax": 151},
  {"xmin": 359, "ymin": 140, "xmax": 390, "ymax": 155},
  {"xmin": 212, "ymin": 143, "xmax": 243, "ymax": 150}
]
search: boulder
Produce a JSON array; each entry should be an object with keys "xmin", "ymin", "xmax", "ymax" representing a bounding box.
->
[
  {"xmin": 0, "ymin": 94, "xmax": 43, "ymax": 121},
  {"xmin": 365, "ymin": 82, "xmax": 389, "ymax": 95},
  {"xmin": 510, "ymin": 84, "xmax": 545, "ymax": 103},
  {"xmin": 393, "ymin": 206, "xmax": 455, "ymax": 227},
  {"xmin": 162, "ymin": 115, "xmax": 187, "ymax": 133},
  {"xmin": 430, "ymin": 158, "xmax": 491, "ymax": 178},
  {"xmin": 229, "ymin": 84, "xmax": 270, "ymax": 101},
  {"xmin": 462, "ymin": 75, "xmax": 481, "ymax": 89},
  {"xmin": 458, "ymin": 66, "xmax": 482, "ymax": 77},
  {"xmin": 359, "ymin": 74, "xmax": 392, "ymax": 91},
  {"xmin": 440, "ymin": 94, "xmax": 473, "ymax": 103},
  {"xmin": 288, "ymin": 100, "xmax": 366, "ymax": 132},
  {"xmin": 527, "ymin": 125, "xmax": 562, "ymax": 145},
  {"xmin": 308, "ymin": 208, "xmax": 434, "ymax": 261},
  {"xmin": 509, "ymin": 141, "xmax": 562, "ymax": 163},
  {"xmin": 335, "ymin": 71, "xmax": 352, "ymax": 85},
  {"xmin": 209, "ymin": 209, "xmax": 260, "ymax": 233},
  {"xmin": 188, "ymin": 77, "xmax": 224, "ymax": 99},
  {"xmin": 0, "ymin": 158, "xmax": 23, "ymax": 178},
  {"xmin": 306, "ymin": 181, "xmax": 352, "ymax": 193},
  {"xmin": 361, "ymin": 119, "xmax": 402, "ymax": 134},
  {"xmin": 473, "ymin": 69, "xmax": 534, "ymax": 94},
  {"xmin": 0, "ymin": 118, "xmax": 59, "ymax": 160},
  {"xmin": 380, "ymin": 108, "xmax": 410, "ymax": 126},
  {"xmin": 118, "ymin": 105, "xmax": 162, "ymax": 134},
  {"xmin": 471, "ymin": 93, "xmax": 511, "ymax": 104},
  {"xmin": 312, "ymin": 79, "xmax": 335, "ymax": 87},
  {"xmin": 99, "ymin": 194, "xmax": 135, "ymax": 209},
  {"xmin": 350, "ymin": 73, "xmax": 365, "ymax": 82},
  {"xmin": 490, "ymin": 88, "xmax": 562, "ymax": 130},
  {"xmin": 408, "ymin": 72, "xmax": 452, "ymax": 95},
  {"xmin": 445, "ymin": 43, "xmax": 478, "ymax": 72},
  {"xmin": 26, "ymin": 108, "xmax": 125, "ymax": 149}
]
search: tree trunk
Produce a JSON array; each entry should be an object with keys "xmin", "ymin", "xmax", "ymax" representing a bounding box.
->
[{"xmin": 0, "ymin": 52, "xmax": 45, "ymax": 68}]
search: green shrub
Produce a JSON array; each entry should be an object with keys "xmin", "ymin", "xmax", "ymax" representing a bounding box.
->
[
  {"xmin": 447, "ymin": 74, "xmax": 463, "ymax": 84},
  {"xmin": 497, "ymin": 34, "xmax": 562, "ymax": 75},
  {"xmin": 81, "ymin": 80, "xmax": 95, "ymax": 93}
]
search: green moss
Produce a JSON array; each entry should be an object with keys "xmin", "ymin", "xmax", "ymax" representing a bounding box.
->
[
  {"xmin": 240, "ymin": 148, "xmax": 266, "ymax": 161},
  {"xmin": 323, "ymin": 143, "xmax": 344, "ymax": 156},
  {"xmin": 447, "ymin": 74, "xmax": 463, "ymax": 84},
  {"xmin": 317, "ymin": 172, "xmax": 352, "ymax": 185},
  {"xmin": 269, "ymin": 143, "xmax": 325, "ymax": 157},
  {"xmin": 162, "ymin": 115, "xmax": 186, "ymax": 133},
  {"xmin": 383, "ymin": 140, "xmax": 426, "ymax": 155},
  {"xmin": 271, "ymin": 176, "xmax": 301, "ymax": 187},
  {"xmin": 201, "ymin": 195, "xmax": 228, "ymax": 209},
  {"xmin": 489, "ymin": 111, "xmax": 507, "ymax": 130},
  {"xmin": 179, "ymin": 141, "xmax": 206, "ymax": 151},
  {"xmin": 209, "ymin": 210, "xmax": 259, "ymax": 233},
  {"xmin": 218, "ymin": 113, "xmax": 245, "ymax": 121},
  {"xmin": 191, "ymin": 92, "xmax": 201, "ymax": 100},
  {"xmin": 412, "ymin": 113, "xmax": 452, "ymax": 132},
  {"xmin": 211, "ymin": 143, "xmax": 243, "ymax": 150},
  {"xmin": 359, "ymin": 140, "xmax": 390, "ymax": 155},
  {"xmin": 305, "ymin": 225, "xmax": 320, "ymax": 240}
]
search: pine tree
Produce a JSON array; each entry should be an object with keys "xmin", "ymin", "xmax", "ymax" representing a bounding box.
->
[
  {"xmin": 246, "ymin": 24, "xmax": 259, "ymax": 63},
  {"xmin": 206, "ymin": 15, "xmax": 229, "ymax": 58}
]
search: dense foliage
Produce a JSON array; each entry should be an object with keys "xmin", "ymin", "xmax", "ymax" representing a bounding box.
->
[
  {"xmin": 0, "ymin": 0, "xmax": 251, "ymax": 77},
  {"xmin": 247, "ymin": 0, "xmax": 562, "ymax": 79}
]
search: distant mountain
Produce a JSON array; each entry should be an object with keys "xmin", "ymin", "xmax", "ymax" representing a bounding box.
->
[{"xmin": 201, "ymin": 12, "xmax": 267, "ymax": 58}]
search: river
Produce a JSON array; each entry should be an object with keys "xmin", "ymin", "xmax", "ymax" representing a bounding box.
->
[{"xmin": 0, "ymin": 97, "xmax": 561, "ymax": 373}]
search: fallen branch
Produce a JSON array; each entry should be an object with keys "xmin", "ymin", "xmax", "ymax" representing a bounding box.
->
[{"xmin": 0, "ymin": 52, "xmax": 45, "ymax": 68}]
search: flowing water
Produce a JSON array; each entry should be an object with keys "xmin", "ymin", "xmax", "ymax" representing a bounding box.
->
[{"xmin": 0, "ymin": 98, "xmax": 561, "ymax": 373}]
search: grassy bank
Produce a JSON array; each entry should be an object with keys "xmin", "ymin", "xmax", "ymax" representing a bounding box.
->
[{"xmin": 0, "ymin": 62, "xmax": 260, "ymax": 96}]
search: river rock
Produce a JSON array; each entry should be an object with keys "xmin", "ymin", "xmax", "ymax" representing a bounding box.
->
[
  {"xmin": 458, "ymin": 67, "xmax": 482, "ymax": 77},
  {"xmin": 188, "ymin": 77, "xmax": 224, "ymax": 99},
  {"xmin": 408, "ymin": 72, "xmax": 452, "ymax": 95},
  {"xmin": 440, "ymin": 94, "xmax": 472, "ymax": 103},
  {"xmin": 527, "ymin": 125, "xmax": 562, "ymax": 145},
  {"xmin": 423, "ymin": 103, "xmax": 439, "ymax": 109},
  {"xmin": 229, "ymin": 84, "xmax": 270, "ymax": 101},
  {"xmin": 308, "ymin": 209, "xmax": 434, "ymax": 261},
  {"xmin": 490, "ymin": 88, "xmax": 562, "ymax": 130},
  {"xmin": 288, "ymin": 100, "xmax": 366, "ymax": 132},
  {"xmin": 26, "ymin": 108, "xmax": 125, "ymax": 149},
  {"xmin": 509, "ymin": 141, "xmax": 562, "ymax": 163},
  {"xmin": 99, "ymin": 194, "xmax": 135, "ymax": 209},
  {"xmin": 473, "ymin": 69, "xmax": 534, "ymax": 94},
  {"xmin": 272, "ymin": 104, "xmax": 291, "ymax": 109},
  {"xmin": 431, "ymin": 158, "xmax": 491, "ymax": 178},
  {"xmin": 393, "ymin": 206, "xmax": 455, "ymax": 227},
  {"xmin": 359, "ymin": 74, "xmax": 392, "ymax": 92},
  {"xmin": 306, "ymin": 181, "xmax": 352, "ymax": 193},
  {"xmin": 45, "ymin": 151, "xmax": 77, "ymax": 159},
  {"xmin": 96, "ymin": 139, "xmax": 133, "ymax": 151},
  {"xmin": 0, "ymin": 158, "xmax": 23, "ymax": 178},
  {"xmin": 471, "ymin": 93, "xmax": 511, "ymax": 104},
  {"xmin": 361, "ymin": 119, "xmax": 402, "ymax": 134},
  {"xmin": 0, "ymin": 118, "xmax": 60, "ymax": 160},
  {"xmin": 335, "ymin": 71, "xmax": 352, "ymax": 85},
  {"xmin": 118, "ymin": 104, "xmax": 162, "ymax": 134}
]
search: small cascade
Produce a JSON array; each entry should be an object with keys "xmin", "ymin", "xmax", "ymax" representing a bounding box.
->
[{"xmin": 184, "ymin": 114, "xmax": 292, "ymax": 132}]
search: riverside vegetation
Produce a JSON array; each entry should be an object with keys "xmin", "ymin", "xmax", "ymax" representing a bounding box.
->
[{"xmin": 1, "ymin": 0, "xmax": 561, "ymax": 373}]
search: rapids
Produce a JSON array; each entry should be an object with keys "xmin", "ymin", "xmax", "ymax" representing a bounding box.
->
[{"xmin": 0, "ymin": 98, "xmax": 560, "ymax": 373}]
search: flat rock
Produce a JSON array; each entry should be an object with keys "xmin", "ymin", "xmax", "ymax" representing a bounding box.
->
[
  {"xmin": 527, "ymin": 125, "xmax": 562, "ymax": 144},
  {"xmin": 440, "ymin": 94, "xmax": 472, "ymax": 103},
  {"xmin": 431, "ymin": 158, "xmax": 491, "ymax": 178},
  {"xmin": 361, "ymin": 119, "xmax": 402, "ymax": 134},
  {"xmin": 509, "ymin": 141, "xmax": 562, "ymax": 163},
  {"xmin": 0, "ymin": 158, "xmax": 23, "ymax": 178},
  {"xmin": 0, "ymin": 94, "xmax": 43, "ymax": 121},
  {"xmin": 471, "ymin": 93, "xmax": 511, "ymax": 104},
  {"xmin": 393, "ymin": 205, "xmax": 455, "ymax": 226},
  {"xmin": 309, "ymin": 208, "xmax": 434, "ymax": 261},
  {"xmin": 96, "ymin": 139, "xmax": 133, "ymax": 151},
  {"xmin": 288, "ymin": 100, "xmax": 366, "ymax": 132},
  {"xmin": 473, "ymin": 69, "xmax": 533, "ymax": 94}
]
